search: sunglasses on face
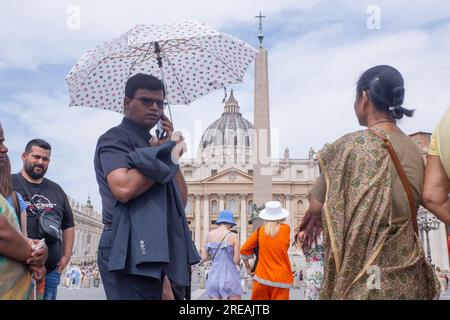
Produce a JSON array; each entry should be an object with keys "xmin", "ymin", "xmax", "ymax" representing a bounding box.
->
[{"xmin": 133, "ymin": 97, "xmax": 166, "ymax": 109}]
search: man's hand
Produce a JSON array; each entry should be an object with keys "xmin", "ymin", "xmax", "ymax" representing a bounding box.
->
[
  {"xmin": 57, "ymin": 255, "xmax": 71, "ymax": 273},
  {"xmin": 26, "ymin": 239, "xmax": 48, "ymax": 266},
  {"xmin": 152, "ymin": 114, "xmax": 174, "ymax": 146}
]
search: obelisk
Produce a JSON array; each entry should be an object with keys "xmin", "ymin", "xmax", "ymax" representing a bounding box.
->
[{"xmin": 252, "ymin": 12, "xmax": 272, "ymax": 230}]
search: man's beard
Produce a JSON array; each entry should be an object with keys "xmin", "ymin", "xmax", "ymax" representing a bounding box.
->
[{"xmin": 24, "ymin": 162, "xmax": 47, "ymax": 179}]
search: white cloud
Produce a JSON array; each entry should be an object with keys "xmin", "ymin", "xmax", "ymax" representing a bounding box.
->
[
  {"xmin": 0, "ymin": 0, "xmax": 313, "ymax": 69},
  {"xmin": 2, "ymin": 0, "xmax": 450, "ymax": 69},
  {"xmin": 267, "ymin": 22, "xmax": 450, "ymax": 157},
  {"xmin": 0, "ymin": 92, "xmax": 122, "ymax": 211}
]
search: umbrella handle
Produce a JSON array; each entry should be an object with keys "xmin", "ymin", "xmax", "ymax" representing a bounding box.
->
[
  {"xmin": 156, "ymin": 56, "xmax": 174, "ymax": 127},
  {"xmin": 167, "ymin": 104, "xmax": 173, "ymax": 126}
]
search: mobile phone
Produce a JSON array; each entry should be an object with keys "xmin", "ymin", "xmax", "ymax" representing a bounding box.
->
[{"xmin": 156, "ymin": 115, "xmax": 166, "ymax": 139}]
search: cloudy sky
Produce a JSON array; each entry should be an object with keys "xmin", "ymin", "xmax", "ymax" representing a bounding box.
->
[{"xmin": 1, "ymin": 0, "xmax": 450, "ymax": 212}]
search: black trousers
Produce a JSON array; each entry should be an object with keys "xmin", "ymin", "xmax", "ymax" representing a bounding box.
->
[{"xmin": 98, "ymin": 229, "xmax": 163, "ymax": 300}]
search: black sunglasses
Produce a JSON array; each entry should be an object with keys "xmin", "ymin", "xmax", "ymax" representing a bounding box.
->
[{"xmin": 133, "ymin": 97, "xmax": 167, "ymax": 109}]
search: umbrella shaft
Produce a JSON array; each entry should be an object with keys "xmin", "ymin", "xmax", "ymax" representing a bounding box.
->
[{"xmin": 154, "ymin": 42, "xmax": 163, "ymax": 68}]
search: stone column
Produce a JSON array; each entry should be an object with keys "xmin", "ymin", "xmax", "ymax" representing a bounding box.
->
[
  {"xmin": 301, "ymin": 196, "xmax": 309, "ymax": 222},
  {"xmin": 81, "ymin": 231, "xmax": 86, "ymax": 258},
  {"xmin": 202, "ymin": 195, "xmax": 210, "ymax": 251},
  {"xmin": 285, "ymin": 194, "xmax": 294, "ymax": 241},
  {"xmin": 194, "ymin": 195, "xmax": 202, "ymax": 250},
  {"xmin": 240, "ymin": 195, "xmax": 247, "ymax": 244},
  {"xmin": 219, "ymin": 194, "xmax": 225, "ymax": 212},
  {"xmin": 429, "ymin": 214, "xmax": 450, "ymax": 270}
]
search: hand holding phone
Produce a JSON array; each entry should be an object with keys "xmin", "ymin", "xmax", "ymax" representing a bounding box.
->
[{"xmin": 156, "ymin": 119, "xmax": 165, "ymax": 140}]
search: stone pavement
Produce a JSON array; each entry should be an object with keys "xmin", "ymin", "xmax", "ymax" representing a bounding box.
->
[
  {"xmin": 58, "ymin": 278, "xmax": 450, "ymax": 300},
  {"xmin": 58, "ymin": 283, "xmax": 107, "ymax": 300}
]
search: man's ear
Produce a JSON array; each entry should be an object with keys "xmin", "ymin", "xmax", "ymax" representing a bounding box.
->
[
  {"xmin": 21, "ymin": 152, "xmax": 27, "ymax": 161},
  {"xmin": 124, "ymin": 97, "xmax": 131, "ymax": 114}
]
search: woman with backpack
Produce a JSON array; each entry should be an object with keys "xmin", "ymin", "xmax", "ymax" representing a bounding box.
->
[{"xmin": 240, "ymin": 201, "xmax": 293, "ymax": 300}]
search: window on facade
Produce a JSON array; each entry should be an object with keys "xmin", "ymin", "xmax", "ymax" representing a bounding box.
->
[
  {"xmin": 211, "ymin": 170, "xmax": 217, "ymax": 176},
  {"xmin": 297, "ymin": 200, "xmax": 304, "ymax": 213},
  {"xmin": 245, "ymin": 136, "xmax": 250, "ymax": 147},
  {"xmin": 248, "ymin": 170, "xmax": 253, "ymax": 176},
  {"xmin": 211, "ymin": 200, "xmax": 218, "ymax": 216},
  {"xmin": 185, "ymin": 199, "xmax": 193, "ymax": 215},
  {"xmin": 228, "ymin": 198, "xmax": 237, "ymax": 214},
  {"xmin": 184, "ymin": 170, "xmax": 193, "ymax": 178},
  {"xmin": 296, "ymin": 170, "xmax": 303, "ymax": 178},
  {"xmin": 248, "ymin": 200, "xmax": 254, "ymax": 224}
]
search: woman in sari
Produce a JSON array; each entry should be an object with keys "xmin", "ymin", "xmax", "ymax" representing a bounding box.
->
[
  {"xmin": 0, "ymin": 123, "xmax": 47, "ymax": 299},
  {"xmin": 307, "ymin": 65, "xmax": 439, "ymax": 299}
]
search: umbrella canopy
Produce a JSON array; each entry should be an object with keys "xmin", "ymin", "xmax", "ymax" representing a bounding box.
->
[{"xmin": 66, "ymin": 20, "xmax": 258, "ymax": 114}]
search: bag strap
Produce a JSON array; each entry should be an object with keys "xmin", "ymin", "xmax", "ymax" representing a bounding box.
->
[
  {"xmin": 369, "ymin": 129, "xmax": 419, "ymax": 235},
  {"xmin": 256, "ymin": 227, "xmax": 260, "ymax": 249},
  {"xmin": 211, "ymin": 232, "xmax": 231, "ymax": 262},
  {"xmin": 15, "ymin": 173, "xmax": 43, "ymax": 215}
]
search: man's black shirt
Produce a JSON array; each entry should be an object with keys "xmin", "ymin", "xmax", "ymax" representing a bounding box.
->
[
  {"xmin": 12, "ymin": 173, "xmax": 75, "ymax": 272},
  {"xmin": 94, "ymin": 117, "xmax": 152, "ymax": 224}
]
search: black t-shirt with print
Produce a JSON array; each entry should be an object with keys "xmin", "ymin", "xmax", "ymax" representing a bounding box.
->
[{"xmin": 11, "ymin": 173, "xmax": 75, "ymax": 272}]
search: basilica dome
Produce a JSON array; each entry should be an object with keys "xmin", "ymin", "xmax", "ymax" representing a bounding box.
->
[{"xmin": 197, "ymin": 91, "xmax": 254, "ymax": 165}]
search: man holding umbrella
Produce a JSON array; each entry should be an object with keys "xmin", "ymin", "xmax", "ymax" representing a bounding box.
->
[{"xmin": 94, "ymin": 73, "xmax": 200, "ymax": 300}]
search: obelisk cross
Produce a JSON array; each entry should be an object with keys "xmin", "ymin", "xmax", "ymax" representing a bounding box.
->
[{"xmin": 255, "ymin": 11, "xmax": 266, "ymax": 47}]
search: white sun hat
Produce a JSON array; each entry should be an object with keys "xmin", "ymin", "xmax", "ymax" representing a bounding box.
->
[{"xmin": 259, "ymin": 201, "xmax": 290, "ymax": 221}]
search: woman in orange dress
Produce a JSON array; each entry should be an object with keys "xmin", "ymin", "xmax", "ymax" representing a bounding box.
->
[{"xmin": 240, "ymin": 201, "xmax": 293, "ymax": 300}]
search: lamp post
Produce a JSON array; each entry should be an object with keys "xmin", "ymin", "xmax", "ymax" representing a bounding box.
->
[{"xmin": 417, "ymin": 209, "xmax": 440, "ymax": 263}]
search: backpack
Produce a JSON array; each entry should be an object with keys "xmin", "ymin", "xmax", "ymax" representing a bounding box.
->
[
  {"xmin": 250, "ymin": 227, "xmax": 261, "ymax": 273},
  {"xmin": 16, "ymin": 175, "xmax": 62, "ymax": 243}
]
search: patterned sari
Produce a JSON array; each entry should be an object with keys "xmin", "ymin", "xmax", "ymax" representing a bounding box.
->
[
  {"xmin": 317, "ymin": 129, "xmax": 440, "ymax": 300},
  {"xmin": 0, "ymin": 195, "xmax": 33, "ymax": 300}
]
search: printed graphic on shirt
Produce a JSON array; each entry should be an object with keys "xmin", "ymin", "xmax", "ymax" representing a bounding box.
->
[{"xmin": 26, "ymin": 194, "xmax": 56, "ymax": 215}]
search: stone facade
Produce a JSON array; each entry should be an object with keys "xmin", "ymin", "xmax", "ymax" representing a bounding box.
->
[{"xmin": 68, "ymin": 196, "xmax": 103, "ymax": 264}]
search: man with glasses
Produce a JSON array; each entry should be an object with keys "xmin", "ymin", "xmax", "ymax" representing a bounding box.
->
[{"xmin": 94, "ymin": 73, "xmax": 200, "ymax": 300}]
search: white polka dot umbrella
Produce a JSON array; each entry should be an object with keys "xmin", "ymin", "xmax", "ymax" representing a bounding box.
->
[{"xmin": 65, "ymin": 20, "xmax": 258, "ymax": 119}]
